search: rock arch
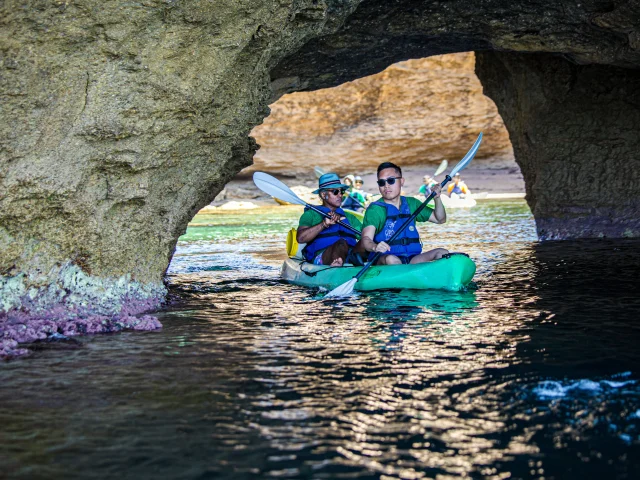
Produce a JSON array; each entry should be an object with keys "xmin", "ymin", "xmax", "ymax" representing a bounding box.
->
[{"xmin": 1, "ymin": 0, "xmax": 639, "ymax": 315}]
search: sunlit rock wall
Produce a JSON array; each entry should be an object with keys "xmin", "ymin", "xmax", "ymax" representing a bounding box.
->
[
  {"xmin": 250, "ymin": 53, "xmax": 513, "ymax": 175},
  {"xmin": 476, "ymin": 52, "xmax": 640, "ymax": 239}
]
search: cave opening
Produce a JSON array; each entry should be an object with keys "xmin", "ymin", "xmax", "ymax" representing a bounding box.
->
[
  {"xmin": 170, "ymin": 52, "xmax": 531, "ymax": 279},
  {"xmin": 207, "ymin": 52, "xmax": 524, "ymax": 208}
]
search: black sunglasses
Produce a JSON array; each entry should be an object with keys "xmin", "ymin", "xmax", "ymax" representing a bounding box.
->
[
  {"xmin": 377, "ymin": 176, "xmax": 402, "ymax": 187},
  {"xmin": 323, "ymin": 188, "xmax": 345, "ymax": 196}
]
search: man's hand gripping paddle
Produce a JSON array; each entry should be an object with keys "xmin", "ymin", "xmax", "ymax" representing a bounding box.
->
[
  {"xmin": 325, "ymin": 132, "xmax": 483, "ymax": 298},
  {"xmin": 253, "ymin": 172, "xmax": 361, "ymax": 237}
]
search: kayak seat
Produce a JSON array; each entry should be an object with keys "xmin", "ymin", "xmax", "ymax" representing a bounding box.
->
[
  {"xmin": 442, "ymin": 252, "xmax": 470, "ymax": 259},
  {"xmin": 286, "ymin": 228, "xmax": 306, "ymax": 259}
]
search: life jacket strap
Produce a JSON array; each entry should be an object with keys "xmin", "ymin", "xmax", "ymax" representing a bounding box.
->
[{"xmin": 387, "ymin": 237, "xmax": 421, "ymax": 246}]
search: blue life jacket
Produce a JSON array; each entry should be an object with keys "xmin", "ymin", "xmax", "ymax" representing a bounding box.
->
[
  {"xmin": 369, "ymin": 197, "xmax": 422, "ymax": 260},
  {"xmin": 302, "ymin": 206, "xmax": 358, "ymax": 262},
  {"xmin": 450, "ymin": 184, "xmax": 463, "ymax": 195}
]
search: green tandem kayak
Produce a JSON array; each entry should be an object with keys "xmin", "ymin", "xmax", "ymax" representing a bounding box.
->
[{"xmin": 281, "ymin": 254, "xmax": 476, "ymax": 292}]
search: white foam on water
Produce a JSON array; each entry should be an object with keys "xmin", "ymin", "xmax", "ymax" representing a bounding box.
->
[
  {"xmin": 619, "ymin": 434, "xmax": 633, "ymax": 444},
  {"xmin": 533, "ymin": 375, "xmax": 637, "ymax": 400},
  {"xmin": 602, "ymin": 380, "xmax": 635, "ymax": 388}
]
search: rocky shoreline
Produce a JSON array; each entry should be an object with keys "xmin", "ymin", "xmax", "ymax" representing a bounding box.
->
[{"xmin": 211, "ymin": 162, "xmax": 525, "ymax": 206}]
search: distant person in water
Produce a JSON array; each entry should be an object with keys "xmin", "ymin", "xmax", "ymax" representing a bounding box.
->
[
  {"xmin": 297, "ymin": 173, "xmax": 365, "ymax": 266},
  {"xmin": 418, "ymin": 175, "xmax": 437, "ymax": 196},
  {"xmin": 361, "ymin": 162, "xmax": 448, "ymax": 265},
  {"xmin": 446, "ymin": 173, "xmax": 471, "ymax": 198}
]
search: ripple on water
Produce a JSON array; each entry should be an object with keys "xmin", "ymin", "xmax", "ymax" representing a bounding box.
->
[{"xmin": 2, "ymin": 201, "xmax": 640, "ymax": 479}]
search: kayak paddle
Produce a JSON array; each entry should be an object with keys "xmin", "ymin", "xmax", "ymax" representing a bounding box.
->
[
  {"xmin": 325, "ymin": 132, "xmax": 483, "ymax": 298},
  {"xmin": 314, "ymin": 166, "xmax": 326, "ymax": 179},
  {"xmin": 433, "ymin": 159, "xmax": 448, "ymax": 177},
  {"xmin": 253, "ymin": 172, "xmax": 361, "ymax": 237}
]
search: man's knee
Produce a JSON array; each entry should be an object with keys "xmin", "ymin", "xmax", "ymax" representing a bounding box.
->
[
  {"xmin": 322, "ymin": 239, "xmax": 349, "ymax": 264},
  {"xmin": 434, "ymin": 248, "xmax": 449, "ymax": 259},
  {"xmin": 425, "ymin": 248, "xmax": 449, "ymax": 261},
  {"xmin": 333, "ymin": 239, "xmax": 349, "ymax": 256},
  {"xmin": 377, "ymin": 255, "xmax": 401, "ymax": 265},
  {"xmin": 410, "ymin": 248, "xmax": 450, "ymax": 264}
]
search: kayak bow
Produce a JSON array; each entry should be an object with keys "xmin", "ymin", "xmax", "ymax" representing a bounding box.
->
[{"xmin": 281, "ymin": 254, "xmax": 476, "ymax": 292}]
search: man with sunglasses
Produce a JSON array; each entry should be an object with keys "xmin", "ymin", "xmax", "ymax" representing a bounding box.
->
[
  {"xmin": 361, "ymin": 162, "xmax": 449, "ymax": 265},
  {"xmin": 297, "ymin": 173, "xmax": 365, "ymax": 267}
]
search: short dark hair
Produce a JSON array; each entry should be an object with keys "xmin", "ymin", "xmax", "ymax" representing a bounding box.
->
[{"xmin": 377, "ymin": 162, "xmax": 402, "ymax": 178}]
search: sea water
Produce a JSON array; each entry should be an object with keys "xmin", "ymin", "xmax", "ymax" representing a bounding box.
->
[{"xmin": 2, "ymin": 201, "xmax": 640, "ymax": 479}]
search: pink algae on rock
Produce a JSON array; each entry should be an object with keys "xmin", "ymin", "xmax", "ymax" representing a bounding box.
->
[
  {"xmin": 1, "ymin": 301, "xmax": 163, "ymax": 359},
  {"xmin": 1, "ymin": 264, "xmax": 166, "ymax": 358}
]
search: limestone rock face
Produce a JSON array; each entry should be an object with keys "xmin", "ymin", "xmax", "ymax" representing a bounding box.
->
[
  {"xmin": 0, "ymin": 0, "xmax": 362, "ymax": 319},
  {"xmin": 476, "ymin": 52, "xmax": 640, "ymax": 240},
  {"xmin": 250, "ymin": 53, "xmax": 513, "ymax": 175}
]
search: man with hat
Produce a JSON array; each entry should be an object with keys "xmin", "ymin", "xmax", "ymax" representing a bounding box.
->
[
  {"xmin": 297, "ymin": 173, "xmax": 365, "ymax": 267},
  {"xmin": 418, "ymin": 175, "xmax": 437, "ymax": 196}
]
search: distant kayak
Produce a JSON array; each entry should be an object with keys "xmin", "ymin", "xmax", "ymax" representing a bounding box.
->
[{"xmin": 281, "ymin": 254, "xmax": 476, "ymax": 292}]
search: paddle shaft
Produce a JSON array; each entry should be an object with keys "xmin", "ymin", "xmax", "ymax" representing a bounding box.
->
[
  {"xmin": 252, "ymin": 172, "xmax": 361, "ymax": 236},
  {"xmin": 354, "ymin": 175, "xmax": 452, "ymax": 281},
  {"xmin": 305, "ymin": 204, "xmax": 361, "ymax": 237}
]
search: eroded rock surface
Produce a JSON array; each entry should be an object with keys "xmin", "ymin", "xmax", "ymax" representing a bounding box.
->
[
  {"xmin": 476, "ymin": 51, "xmax": 640, "ymax": 239},
  {"xmin": 251, "ymin": 53, "xmax": 513, "ymax": 175},
  {"xmin": 0, "ymin": 0, "xmax": 362, "ymax": 352},
  {"xmin": 272, "ymin": 0, "xmax": 640, "ymax": 95}
]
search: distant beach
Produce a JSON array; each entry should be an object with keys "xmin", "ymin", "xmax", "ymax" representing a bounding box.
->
[{"xmin": 208, "ymin": 162, "xmax": 525, "ymax": 208}]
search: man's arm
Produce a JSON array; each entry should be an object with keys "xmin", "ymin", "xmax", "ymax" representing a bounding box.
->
[
  {"xmin": 296, "ymin": 212, "xmax": 343, "ymax": 243},
  {"xmin": 361, "ymin": 225, "xmax": 390, "ymax": 254},
  {"xmin": 427, "ymin": 185, "xmax": 446, "ymax": 224}
]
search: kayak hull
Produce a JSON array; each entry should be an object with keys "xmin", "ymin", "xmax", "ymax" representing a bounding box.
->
[{"xmin": 281, "ymin": 254, "xmax": 476, "ymax": 292}]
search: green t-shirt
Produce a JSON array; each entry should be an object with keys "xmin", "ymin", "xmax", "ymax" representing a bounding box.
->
[
  {"xmin": 298, "ymin": 209, "xmax": 363, "ymax": 231},
  {"xmin": 418, "ymin": 183, "xmax": 438, "ymax": 195},
  {"xmin": 362, "ymin": 196, "xmax": 434, "ymax": 236},
  {"xmin": 350, "ymin": 190, "xmax": 367, "ymax": 204}
]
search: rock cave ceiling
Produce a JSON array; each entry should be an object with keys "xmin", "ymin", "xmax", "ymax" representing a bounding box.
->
[{"xmin": 272, "ymin": 0, "xmax": 640, "ymax": 98}]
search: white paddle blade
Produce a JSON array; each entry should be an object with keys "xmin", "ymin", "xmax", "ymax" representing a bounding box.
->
[
  {"xmin": 449, "ymin": 132, "xmax": 483, "ymax": 177},
  {"xmin": 325, "ymin": 278, "xmax": 358, "ymax": 298},
  {"xmin": 314, "ymin": 166, "xmax": 325, "ymax": 179},
  {"xmin": 253, "ymin": 172, "xmax": 307, "ymax": 206},
  {"xmin": 433, "ymin": 159, "xmax": 448, "ymax": 177}
]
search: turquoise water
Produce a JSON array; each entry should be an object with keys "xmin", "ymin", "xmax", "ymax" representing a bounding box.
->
[{"xmin": 2, "ymin": 200, "xmax": 640, "ymax": 479}]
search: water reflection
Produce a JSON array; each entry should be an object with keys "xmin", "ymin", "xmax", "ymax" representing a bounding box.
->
[{"xmin": 1, "ymin": 202, "xmax": 639, "ymax": 479}]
